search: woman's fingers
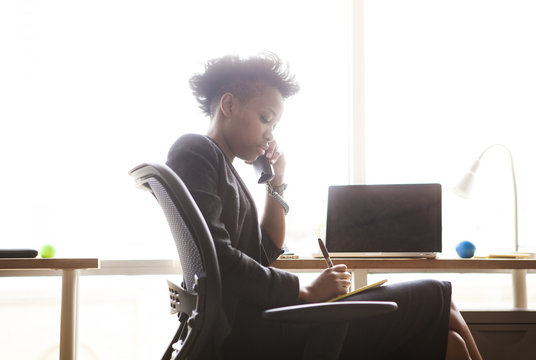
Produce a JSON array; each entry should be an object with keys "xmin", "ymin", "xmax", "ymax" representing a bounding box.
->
[{"xmin": 266, "ymin": 142, "xmax": 280, "ymax": 163}]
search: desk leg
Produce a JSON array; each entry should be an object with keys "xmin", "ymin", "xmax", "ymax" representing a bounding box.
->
[
  {"xmin": 512, "ymin": 269, "xmax": 527, "ymax": 309},
  {"xmin": 350, "ymin": 269, "xmax": 368, "ymax": 291},
  {"xmin": 60, "ymin": 269, "xmax": 79, "ymax": 360}
]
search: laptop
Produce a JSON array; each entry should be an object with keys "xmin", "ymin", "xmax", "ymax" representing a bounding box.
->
[{"xmin": 324, "ymin": 183, "xmax": 442, "ymax": 258}]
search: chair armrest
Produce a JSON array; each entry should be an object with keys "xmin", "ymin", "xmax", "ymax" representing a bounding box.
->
[{"xmin": 262, "ymin": 301, "xmax": 397, "ymax": 323}]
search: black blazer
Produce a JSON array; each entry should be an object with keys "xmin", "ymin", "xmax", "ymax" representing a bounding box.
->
[{"xmin": 166, "ymin": 134, "xmax": 300, "ymax": 328}]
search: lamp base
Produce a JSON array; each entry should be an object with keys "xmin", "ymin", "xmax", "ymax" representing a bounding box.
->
[{"xmin": 483, "ymin": 252, "xmax": 535, "ymax": 259}]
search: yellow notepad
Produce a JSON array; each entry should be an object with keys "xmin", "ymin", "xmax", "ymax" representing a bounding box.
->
[{"xmin": 327, "ymin": 279, "xmax": 388, "ymax": 302}]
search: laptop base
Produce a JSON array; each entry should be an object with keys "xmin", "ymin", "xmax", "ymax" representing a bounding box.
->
[{"xmin": 314, "ymin": 252, "xmax": 437, "ymax": 259}]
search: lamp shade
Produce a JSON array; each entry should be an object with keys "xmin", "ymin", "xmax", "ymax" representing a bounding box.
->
[
  {"xmin": 452, "ymin": 159, "xmax": 481, "ymax": 199},
  {"xmin": 452, "ymin": 144, "xmax": 519, "ymax": 253}
]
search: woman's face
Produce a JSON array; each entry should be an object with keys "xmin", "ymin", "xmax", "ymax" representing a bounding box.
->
[{"xmin": 223, "ymin": 85, "xmax": 284, "ymax": 162}]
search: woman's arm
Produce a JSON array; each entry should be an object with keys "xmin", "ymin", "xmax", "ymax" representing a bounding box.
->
[
  {"xmin": 258, "ymin": 143, "xmax": 352, "ymax": 303},
  {"xmin": 261, "ymin": 188, "xmax": 286, "ymax": 249},
  {"xmin": 260, "ymin": 144, "xmax": 286, "ymax": 249}
]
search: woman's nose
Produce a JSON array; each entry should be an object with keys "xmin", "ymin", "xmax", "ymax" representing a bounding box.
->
[{"xmin": 264, "ymin": 130, "xmax": 274, "ymax": 142}]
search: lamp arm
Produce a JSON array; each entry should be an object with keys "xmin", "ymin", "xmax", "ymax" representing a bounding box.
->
[{"xmin": 478, "ymin": 144, "xmax": 519, "ymax": 252}]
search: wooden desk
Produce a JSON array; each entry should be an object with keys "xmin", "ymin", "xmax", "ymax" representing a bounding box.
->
[
  {"xmin": 0, "ymin": 258, "xmax": 100, "ymax": 360},
  {"xmin": 274, "ymin": 258, "xmax": 536, "ymax": 309}
]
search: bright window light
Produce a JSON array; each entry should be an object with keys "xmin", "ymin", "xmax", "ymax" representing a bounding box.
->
[
  {"xmin": 364, "ymin": 0, "xmax": 536, "ymax": 256},
  {"xmin": 0, "ymin": 0, "xmax": 351, "ymax": 259}
]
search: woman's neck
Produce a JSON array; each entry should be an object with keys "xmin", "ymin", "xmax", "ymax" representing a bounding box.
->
[{"xmin": 206, "ymin": 126, "xmax": 235, "ymax": 163}]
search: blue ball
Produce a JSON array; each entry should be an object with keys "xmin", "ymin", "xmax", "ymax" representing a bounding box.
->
[{"xmin": 456, "ymin": 241, "xmax": 476, "ymax": 258}]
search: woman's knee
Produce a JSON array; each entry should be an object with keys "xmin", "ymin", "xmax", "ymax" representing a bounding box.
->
[{"xmin": 446, "ymin": 330, "xmax": 470, "ymax": 360}]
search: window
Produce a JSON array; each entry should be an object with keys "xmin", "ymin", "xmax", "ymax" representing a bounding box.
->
[
  {"xmin": 2, "ymin": 1, "xmax": 536, "ymax": 358},
  {"xmin": 1, "ymin": 1, "xmax": 352, "ymax": 358},
  {"xmin": 0, "ymin": 0, "xmax": 352, "ymax": 259},
  {"xmin": 363, "ymin": 0, "xmax": 536, "ymax": 257}
]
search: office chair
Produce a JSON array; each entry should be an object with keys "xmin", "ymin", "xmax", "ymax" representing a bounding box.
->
[{"xmin": 129, "ymin": 163, "xmax": 397, "ymax": 360}]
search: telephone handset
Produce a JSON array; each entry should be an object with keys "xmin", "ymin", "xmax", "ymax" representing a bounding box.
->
[{"xmin": 253, "ymin": 155, "xmax": 274, "ymax": 184}]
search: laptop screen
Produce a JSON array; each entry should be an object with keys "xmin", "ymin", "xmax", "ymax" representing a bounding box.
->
[{"xmin": 325, "ymin": 184, "xmax": 442, "ymax": 253}]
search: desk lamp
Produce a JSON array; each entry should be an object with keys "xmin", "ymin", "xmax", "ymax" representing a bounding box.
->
[
  {"xmin": 452, "ymin": 144, "xmax": 519, "ymax": 253},
  {"xmin": 453, "ymin": 144, "xmax": 532, "ymax": 309}
]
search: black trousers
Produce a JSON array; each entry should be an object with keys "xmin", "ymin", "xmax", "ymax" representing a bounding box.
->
[{"xmin": 222, "ymin": 279, "xmax": 451, "ymax": 360}]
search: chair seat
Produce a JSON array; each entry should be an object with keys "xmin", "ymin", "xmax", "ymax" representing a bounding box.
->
[{"xmin": 263, "ymin": 301, "xmax": 397, "ymax": 323}]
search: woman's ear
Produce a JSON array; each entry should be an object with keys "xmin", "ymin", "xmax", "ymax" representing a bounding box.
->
[{"xmin": 219, "ymin": 93, "xmax": 234, "ymax": 118}]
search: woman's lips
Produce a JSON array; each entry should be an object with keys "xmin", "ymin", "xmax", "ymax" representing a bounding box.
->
[{"xmin": 258, "ymin": 145, "xmax": 269, "ymax": 155}]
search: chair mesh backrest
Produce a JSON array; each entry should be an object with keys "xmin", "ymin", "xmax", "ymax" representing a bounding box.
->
[{"xmin": 148, "ymin": 178, "xmax": 203, "ymax": 292}]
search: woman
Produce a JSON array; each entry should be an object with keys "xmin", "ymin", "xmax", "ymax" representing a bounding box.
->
[{"xmin": 166, "ymin": 53, "xmax": 482, "ymax": 360}]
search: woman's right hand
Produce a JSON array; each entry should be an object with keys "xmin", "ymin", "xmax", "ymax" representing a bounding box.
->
[{"xmin": 299, "ymin": 264, "xmax": 351, "ymax": 303}]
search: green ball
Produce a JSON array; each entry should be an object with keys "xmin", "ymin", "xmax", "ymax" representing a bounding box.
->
[{"xmin": 40, "ymin": 244, "xmax": 56, "ymax": 258}]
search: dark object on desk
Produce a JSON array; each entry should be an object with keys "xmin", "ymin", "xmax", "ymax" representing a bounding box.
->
[
  {"xmin": 0, "ymin": 249, "xmax": 38, "ymax": 258},
  {"xmin": 129, "ymin": 163, "xmax": 397, "ymax": 360},
  {"xmin": 326, "ymin": 183, "xmax": 441, "ymax": 258}
]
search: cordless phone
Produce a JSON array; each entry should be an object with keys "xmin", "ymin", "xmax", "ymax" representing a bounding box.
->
[{"xmin": 252, "ymin": 155, "xmax": 274, "ymax": 184}]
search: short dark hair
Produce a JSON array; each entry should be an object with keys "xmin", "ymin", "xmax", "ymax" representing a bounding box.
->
[{"xmin": 189, "ymin": 53, "xmax": 300, "ymax": 116}]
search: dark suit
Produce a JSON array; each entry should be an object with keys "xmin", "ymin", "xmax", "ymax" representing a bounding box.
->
[
  {"xmin": 167, "ymin": 134, "xmax": 303, "ymax": 357},
  {"xmin": 167, "ymin": 133, "xmax": 451, "ymax": 360}
]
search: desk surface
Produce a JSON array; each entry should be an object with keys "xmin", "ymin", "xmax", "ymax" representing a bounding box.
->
[
  {"xmin": 0, "ymin": 258, "xmax": 100, "ymax": 270},
  {"xmin": 273, "ymin": 258, "xmax": 536, "ymax": 270},
  {"xmin": 3, "ymin": 257, "xmax": 534, "ymax": 271}
]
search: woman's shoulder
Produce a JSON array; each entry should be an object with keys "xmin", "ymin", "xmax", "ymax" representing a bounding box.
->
[
  {"xmin": 169, "ymin": 133, "xmax": 215, "ymax": 155},
  {"xmin": 171, "ymin": 133, "xmax": 210, "ymax": 149},
  {"xmin": 167, "ymin": 133, "xmax": 223, "ymax": 164}
]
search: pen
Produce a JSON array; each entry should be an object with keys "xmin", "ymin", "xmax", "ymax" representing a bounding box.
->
[{"xmin": 318, "ymin": 238, "xmax": 334, "ymax": 267}]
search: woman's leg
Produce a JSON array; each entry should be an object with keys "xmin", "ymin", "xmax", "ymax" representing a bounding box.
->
[
  {"xmin": 447, "ymin": 302, "xmax": 483, "ymax": 360},
  {"xmin": 446, "ymin": 330, "xmax": 471, "ymax": 360},
  {"xmin": 339, "ymin": 279, "xmax": 453, "ymax": 360}
]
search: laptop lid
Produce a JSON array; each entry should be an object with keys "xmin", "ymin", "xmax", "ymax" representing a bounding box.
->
[{"xmin": 325, "ymin": 184, "xmax": 442, "ymax": 256}]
